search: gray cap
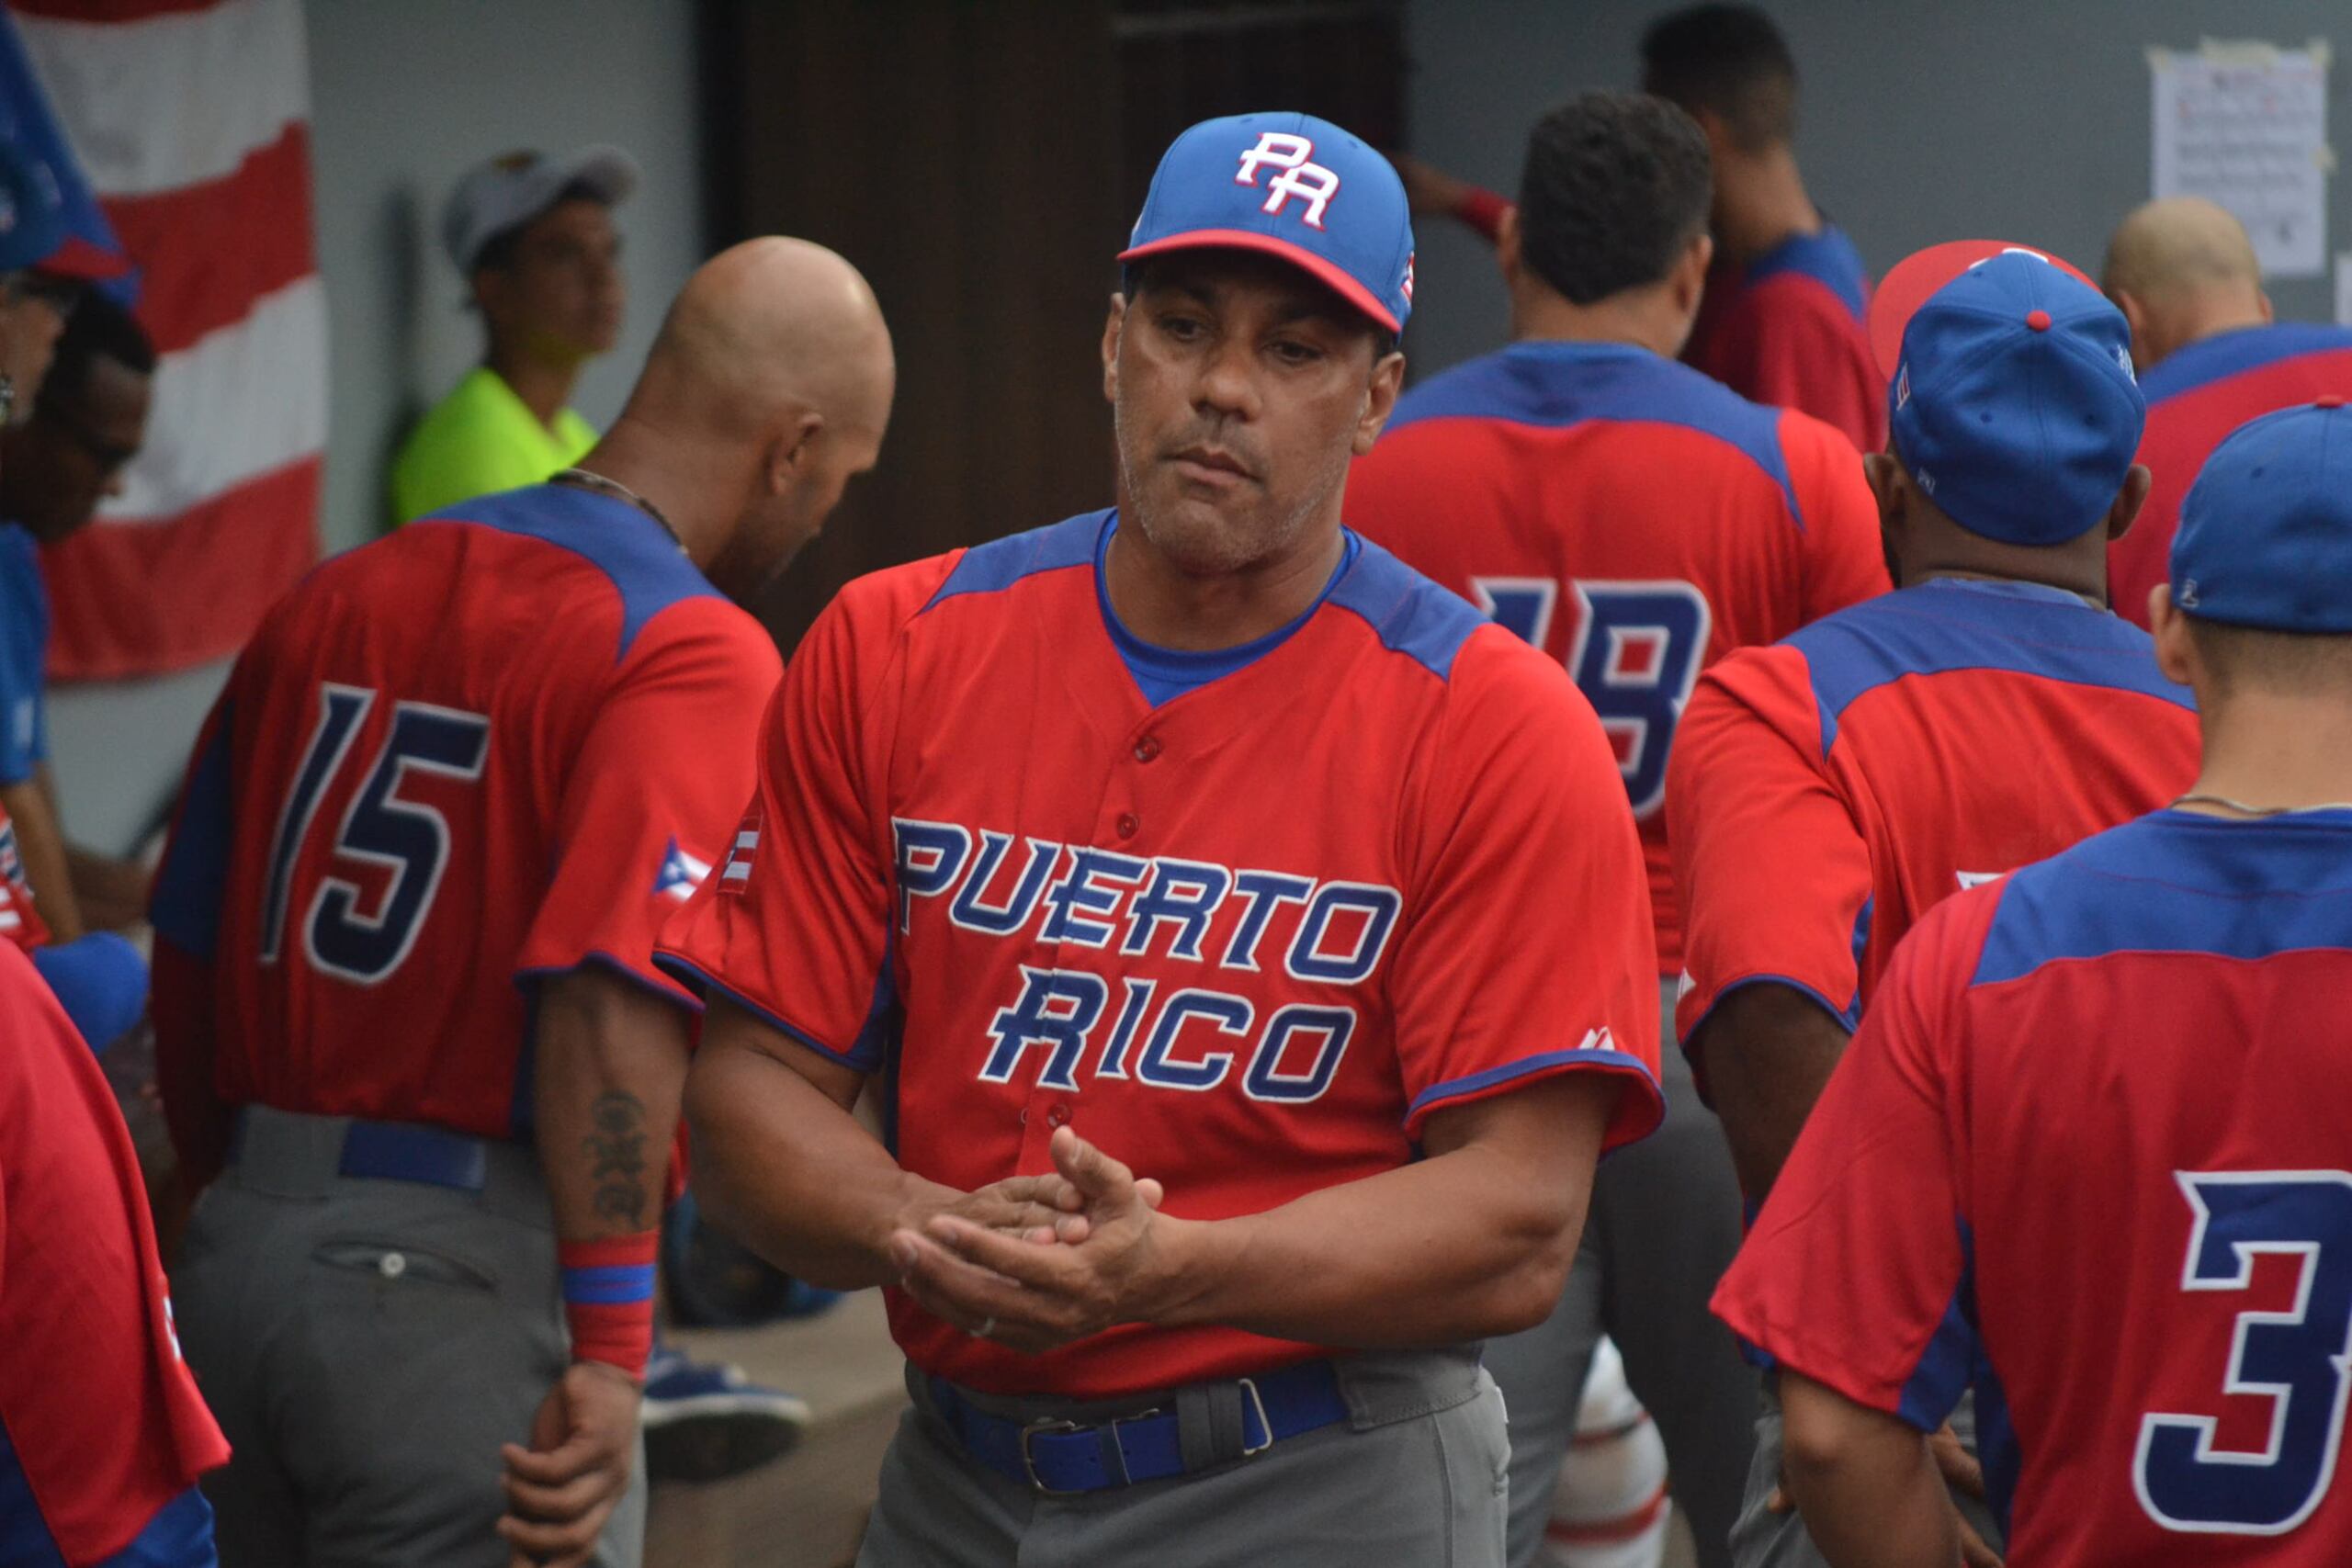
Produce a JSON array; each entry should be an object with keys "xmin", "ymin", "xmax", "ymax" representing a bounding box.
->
[{"xmin": 441, "ymin": 144, "xmax": 638, "ymax": 276}]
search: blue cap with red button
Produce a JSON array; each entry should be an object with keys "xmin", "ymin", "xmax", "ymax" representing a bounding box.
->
[
  {"xmin": 1119, "ymin": 112, "xmax": 1415, "ymax": 334},
  {"xmin": 1873, "ymin": 243, "xmax": 2145, "ymax": 547}
]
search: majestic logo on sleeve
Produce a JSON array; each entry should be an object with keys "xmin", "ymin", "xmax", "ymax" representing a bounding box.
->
[
  {"xmin": 1234, "ymin": 132, "xmax": 1340, "ymax": 229},
  {"xmin": 895, "ymin": 818, "xmax": 1400, "ymax": 1104}
]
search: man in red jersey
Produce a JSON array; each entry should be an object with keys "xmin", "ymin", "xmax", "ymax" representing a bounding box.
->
[
  {"xmin": 1670, "ymin": 243, "xmax": 2203, "ymax": 1568},
  {"xmin": 1401, "ymin": 6, "xmax": 1881, "ymax": 449},
  {"xmin": 1716, "ymin": 398, "xmax": 2352, "ymax": 1567},
  {"xmin": 1351, "ymin": 90, "xmax": 1883, "ymax": 1568},
  {"xmin": 147, "ymin": 238, "xmax": 894, "ymax": 1568},
  {"xmin": 0, "ymin": 932, "xmax": 225, "ymax": 1567},
  {"xmin": 658, "ymin": 112, "xmax": 1663, "ymax": 1567},
  {"xmin": 2101, "ymin": 197, "xmax": 2352, "ymax": 628}
]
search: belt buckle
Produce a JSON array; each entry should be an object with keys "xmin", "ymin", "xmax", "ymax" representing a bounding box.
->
[
  {"xmin": 1020, "ymin": 1416, "xmax": 1089, "ymax": 1495},
  {"xmin": 1238, "ymin": 1377, "xmax": 1273, "ymax": 1457}
]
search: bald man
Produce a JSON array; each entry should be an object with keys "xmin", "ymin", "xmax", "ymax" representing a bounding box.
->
[
  {"xmin": 150, "ymin": 238, "xmax": 893, "ymax": 1568},
  {"xmin": 2103, "ymin": 197, "xmax": 2352, "ymax": 627}
]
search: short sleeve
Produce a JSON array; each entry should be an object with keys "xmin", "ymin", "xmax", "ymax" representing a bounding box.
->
[
  {"xmin": 1389, "ymin": 631, "xmax": 1663, "ymax": 1147},
  {"xmin": 655, "ymin": 585, "xmax": 900, "ymax": 1071},
  {"xmin": 1778, "ymin": 412, "xmax": 1889, "ymax": 624},
  {"xmin": 1668, "ymin": 649, "xmax": 1873, "ymax": 1059},
  {"xmin": 515, "ymin": 606, "xmax": 781, "ymax": 1006},
  {"xmin": 1710, "ymin": 889, "xmax": 1992, "ymax": 1430}
]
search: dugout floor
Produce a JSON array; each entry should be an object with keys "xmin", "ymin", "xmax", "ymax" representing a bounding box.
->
[{"xmin": 646, "ymin": 1294, "xmax": 1699, "ymax": 1568}]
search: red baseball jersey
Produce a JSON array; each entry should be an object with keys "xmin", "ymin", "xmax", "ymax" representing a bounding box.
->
[
  {"xmin": 1669, "ymin": 578, "xmax": 2199, "ymax": 1060},
  {"xmin": 0, "ymin": 940, "xmax": 227, "ymax": 1562},
  {"xmin": 148, "ymin": 486, "xmax": 780, "ymax": 1160},
  {"xmin": 1684, "ymin": 224, "xmax": 1886, "ymax": 454},
  {"xmin": 0, "ymin": 802, "xmax": 49, "ymax": 951},
  {"xmin": 657, "ymin": 510, "xmax": 1664, "ymax": 1398},
  {"xmin": 2108, "ymin": 323, "xmax": 2352, "ymax": 629},
  {"xmin": 1348, "ymin": 340, "xmax": 1886, "ymax": 974},
  {"xmin": 1715, "ymin": 807, "xmax": 2352, "ymax": 1563}
]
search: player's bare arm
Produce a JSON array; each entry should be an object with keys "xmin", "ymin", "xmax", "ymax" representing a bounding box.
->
[
  {"xmin": 1777, "ymin": 1371, "xmax": 1966, "ymax": 1568},
  {"xmin": 1690, "ymin": 982, "xmax": 1848, "ymax": 1198},
  {"xmin": 892, "ymin": 1073, "xmax": 1616, "ymax": 1354},
  {"xmin": 495, "ymin": 968, "xmax": 688, "ymax": 1568},
  {"xmin": 684, "ymin": 1000, "xmax": 1095, "ymax": 1292}
]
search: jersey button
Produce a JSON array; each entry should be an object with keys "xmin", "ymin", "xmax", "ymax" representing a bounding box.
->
[
  {"xmin": 1115, "ymin": 812, "xmax": 1140, "ymax": 840},
  {"xmin": 378, "ymin": 1251, "xmax": 407, "ymax": 1280},
  {"xmin": 1046, "ymin": 1105, "xmax": 1071, "ymax": 1129},
  {"xmin": 1133, "ymin": 736, "xmax": 1162, "ymax": 762}
]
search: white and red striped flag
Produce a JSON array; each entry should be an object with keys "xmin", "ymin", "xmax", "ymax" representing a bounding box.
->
[{"xmin": 9, "ymin": 0, "xmax": 322, "ymax": 681}]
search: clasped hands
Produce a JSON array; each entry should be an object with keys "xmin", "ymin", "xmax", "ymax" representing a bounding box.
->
[{"xmin": 888, "ymin": 1124, "xmax": 1183, "ymax": 1355}]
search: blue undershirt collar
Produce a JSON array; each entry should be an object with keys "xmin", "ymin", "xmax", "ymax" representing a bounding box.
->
[{"xmin": 1095, "ymin": 512, "xmax": 1360, "ymax": 707}]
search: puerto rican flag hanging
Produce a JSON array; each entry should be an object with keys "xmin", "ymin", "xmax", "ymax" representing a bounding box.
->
[{"xmin": 6, "ymin": 0, "xmax": 322, "ymax": 681}]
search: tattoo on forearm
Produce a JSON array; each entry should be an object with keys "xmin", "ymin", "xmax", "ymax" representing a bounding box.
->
[{"xmin": 584, "ymin": 1090, "xmax": 650, "ymax": 1232}]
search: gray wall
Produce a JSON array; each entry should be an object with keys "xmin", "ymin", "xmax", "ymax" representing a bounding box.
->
[
  {"xmin": 52, "ymin": 0, "xmax": 708, "ymax": 852},
  {"xmin": 1402, "ymin": 0, "xmax": 2350, "ymax": 378}
]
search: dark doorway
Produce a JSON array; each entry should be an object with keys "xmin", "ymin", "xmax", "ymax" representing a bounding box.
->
[{"xmin": 700, "ymin": 0, "xmax": 1406, "ymax": 650}]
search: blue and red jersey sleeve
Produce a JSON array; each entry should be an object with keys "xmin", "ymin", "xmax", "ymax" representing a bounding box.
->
[
  {"xmin": 516, "ymin": 604, "xmax": 782, "ymax": 1006},
  {"xmin": 1392, "ymin": 630, "xmax": 1663, "ymax": 1148},
  {"xmin": 656, "ymin": 564, "xmax": 940, "ymax": 1068},
  {"xmin": 1668, "ymin": 643, "xmax": 1873, "ymax": 1059},
  {"xmin": 1710, "ymin": 885, "xmax": 1994, "ymax": 1429},
  {"xmin": 1691, "ymin": 277, "xmax": 1886, "ymax": 455}
]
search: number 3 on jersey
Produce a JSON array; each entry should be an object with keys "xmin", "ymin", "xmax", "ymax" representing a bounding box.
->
[
  {"xmin": 1471, "ymin": 577, "xmax": 1710, "ymax": 817},
  {"xmin": 2133, "ymin": 1169, "xmax": 2352, "ymax": 1537},
  {"xmin": 260, "ymin": 682, "xmax": 491, "ymax": 984}
]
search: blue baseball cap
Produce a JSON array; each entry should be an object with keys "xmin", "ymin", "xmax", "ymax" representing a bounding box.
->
[
  {"xmin": 0, "ymin": 138, "xmax": 126, "ymax": 281},
  {"xmin": 0, "ymin": 140, "xmax": 65, "ymax": 275},
  {"xmin": 1119, "ymin": 111, "xmax": 1414, "ymax": 334},
  {"xmin": 1881, "ymin": 246, "xmax": 2144, "ymax": 547},
  {"xmin": 2171, "ymin": 399, "xmax": 2352, "ymax": 633}
]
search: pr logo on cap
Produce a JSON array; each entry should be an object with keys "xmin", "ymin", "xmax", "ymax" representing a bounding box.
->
[{"xmin": 1234, "ymin": 132, "xmax": 1340, "ymax": 229}]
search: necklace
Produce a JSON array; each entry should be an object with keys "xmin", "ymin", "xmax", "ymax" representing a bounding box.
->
[
  {"xmin": 551, "ymin": 467, "xmax": 687, "ymax": 557},
  {"xmin": 2172, "ymin": 794, "xmax": 2352, "ymax": 818}
]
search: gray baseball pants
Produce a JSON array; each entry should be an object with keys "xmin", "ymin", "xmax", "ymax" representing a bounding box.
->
[
  {"xmin": 1485, "ymin": 981, "xmax": 1755, "ymax": 1568},
  {"xmin": 173, "ymin": 1105, "xmax": 647, "ymax": 1568},
  {"xmin": 855, "ymin": 1347, "xmax": 1510, "ymax": 1566}
]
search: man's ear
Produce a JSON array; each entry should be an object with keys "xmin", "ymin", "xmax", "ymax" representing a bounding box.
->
[
  {"xmin": 1496, "ymin": 204, "xmax": 1522, "ymax": 291},
  {"xmin": 1101, "ymin": 294, "xmax": 1126, "ymax": 406},
  {"xmin": 2112, "ymin": 289, "xmax": 2154, "ymax": 372},
  {"xmin": 2257, "ymin": 288, "xmax": 2276, "ymax": 325},
  {"xmin": 2107, "ymin": 463, "xmax": 2154, "ymax": 541},
  {"xmin": 770, "ymin": 411, "xmax": 823, "ymax": 492},
  {"xmin": 2147, "ymin": 585, "xmax": 2199, "ymax": 685},
  {"xmin": 1671, "ymin": 231, "xmax": 1713, "ymax": 318},
  {"xmin": 1355, "ymin": 348, "xmax": 1407, "ymax": 456},
  {"xmin": 1861, "ymin": 450, "xmax": 1906, "ymax": 526}
]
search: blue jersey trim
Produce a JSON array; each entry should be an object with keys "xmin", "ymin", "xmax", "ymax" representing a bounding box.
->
[
  {"xmin": 1322, "ymin": 535, "xmax": 1491, "ymax": 681},
  {"xmin": 415, "ymin": 485, "xmax": 723, "ymax": 662},
  {"xmin": 2138, "ymin": 321, "xmax": 2352, "ymax": 406},
  {"xmin": 1893, "ymin": 1217, "xmax": 1979, "ymax": 1434},
  {"xmin": 1972, "ymin": 808, "xmax": 2352, "ymax": 987},
  {"xmin": 149, "ymin": 699, "xmax": 237, "ymax": 960},
  {"xmin": 1382, "ymin": 340, "xmax": 1802, "ymax": 522},
  {"xmin": 1406, "ymin": 1045, "xmax": 1660, "ymax": 1127},
  {"xmin": 1679, "ymin": 972, "xmax": 1859, "ymax": 1055},
  {"xmin": 1096, "ymin": 517, "xmax": 1359, "ymax": 705},
  {"xmin": 0, "ymin": 525, "xmax": 49, "ymax": 786},
  {"xmin": 1786, "ymin": 578, "xmax": 2193, "ymax": 755},
  {"xmin": 1744, "ymin": 223, "xmax": 1870, "ymax": 323},
  {"xmin": 922, "ymin": 511, "xmax": 1104, "ymax": 613},
  {"xmin": 93, "ymin": 1484, "xmax": 216, "ymax": 1568},
  {"xmin": 651, "ymin": 953, "xmax": 886, "ymax": 1074},
  {"xmin": 0, "ymin": 1407, "xmax": 64, "ymax": 1568}
]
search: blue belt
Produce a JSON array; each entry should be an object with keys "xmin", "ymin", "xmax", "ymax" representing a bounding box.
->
[
  {"xmin": 337, "ymin": 1121, "xmax": 490, "ymax": 1190},
  {"xmin": 228, "ymin": 1111, "xmax": 491, "ymax": 1192},
  {"xmin": 926, "ymin": 1359, "xmax": 1350, "ymax": 1495}
]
